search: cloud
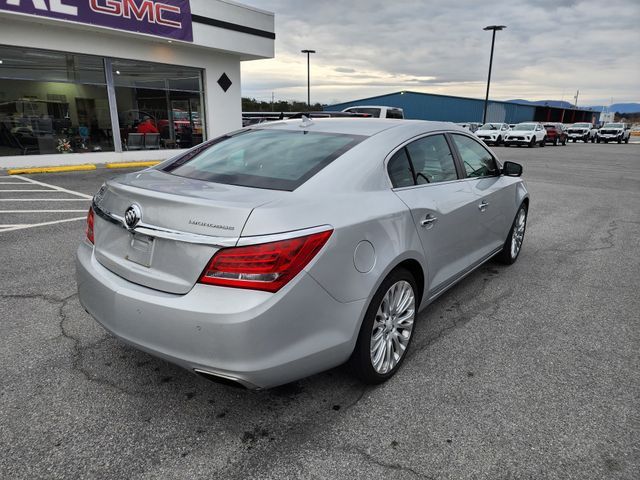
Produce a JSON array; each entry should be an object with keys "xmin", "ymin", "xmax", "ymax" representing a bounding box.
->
[{"xmin": 240, "ymin": 0, "xmax": 640, "ymax": 105}]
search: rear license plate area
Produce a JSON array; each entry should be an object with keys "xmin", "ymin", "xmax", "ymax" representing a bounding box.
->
[{"xmin": 125, "ymin": 233, "xmax": 155, "ymax": 267}]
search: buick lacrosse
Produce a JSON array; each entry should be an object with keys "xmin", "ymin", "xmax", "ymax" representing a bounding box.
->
[{"xmin": 76, "ymin": 118, "xmax": 529, "ymax": 389}]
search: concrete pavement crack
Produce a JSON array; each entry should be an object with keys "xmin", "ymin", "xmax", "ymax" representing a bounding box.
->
[{"xmin": 2, "ymin": 291, "xmax": 141, "ymax": 396}]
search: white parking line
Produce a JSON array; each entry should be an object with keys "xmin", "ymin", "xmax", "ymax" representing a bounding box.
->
[
  {"xmin": 0, "ymin": 175, "xmax": 93, "ymax": 233},
  {"xmin": 0, "ymin": 210, "xmax": 88, "ymax": 213},
  {"xmin": 12, "ymin": 174, "xmax": 93, "ymax": 199},
  {"xmin": 0, "ymin": 216, "xmax": 86, "ymax": 233},
  {"xmin": 0, "ymin": 199, "xmax": 90, "ymax": 201}
]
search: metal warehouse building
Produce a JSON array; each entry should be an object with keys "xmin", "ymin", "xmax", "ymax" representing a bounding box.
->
[{"xmin": 327, "ymin": 91, "xmax": 599, "ymax": 124}]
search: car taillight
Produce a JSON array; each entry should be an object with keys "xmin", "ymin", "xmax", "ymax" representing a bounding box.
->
[
  {"xmin": 198, "ymin": 229, "xmax": 333, "ymax": 292},
  {"xmin": 86, "ymin": 207, "xmax": 94, "ymax": 244}
]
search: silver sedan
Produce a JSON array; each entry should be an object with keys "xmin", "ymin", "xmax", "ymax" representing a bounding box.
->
[{"xmin": 76, "ymin": 118, "xmax": 529, "ymax": 389}]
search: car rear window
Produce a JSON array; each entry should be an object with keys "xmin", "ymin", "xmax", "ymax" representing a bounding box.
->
[
  {"xmin": 161, "ymin": 129, "xmax": 365, "ymax": 191},
  {"xmin": 346, "ymin": 107, "xmax": 382, "ymax": 117}
]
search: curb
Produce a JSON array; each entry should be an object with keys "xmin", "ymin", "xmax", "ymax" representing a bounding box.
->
[
  {"xmin": 105, "ymin": 161, "xmax": 161, "ymax": 169},
  {"xmin": 7, "ymin": 164, "xmax": 97, "ymax": 175},
  {"xmin": 6, "ymin": 161, "xmax": 160, "ymax": 175}
]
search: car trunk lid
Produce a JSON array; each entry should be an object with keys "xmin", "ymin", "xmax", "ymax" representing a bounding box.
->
[{"xmin": 92, "ymin": 169, "xmax": 284, "ymax": 294}]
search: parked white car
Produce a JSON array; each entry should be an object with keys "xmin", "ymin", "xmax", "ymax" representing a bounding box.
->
[
  {"xmin": 567, "ymin": 122, "xmax": 597, "ymax": 143},
  {"xmin": 475, "ymin": 123, "xmax": 511, "ymax": 145},
  {"xmin": 341, "ymin": 106, "xmax": 404, "ymax": 119},
  {"xmin": 597, "ymin": 123, "xmax": 631, "ymax": 144},
  {"xmin": 504, "ymin": 123, "xmax": 547, "ymax": 148}
]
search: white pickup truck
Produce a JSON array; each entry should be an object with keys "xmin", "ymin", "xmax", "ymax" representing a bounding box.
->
[
  {"xmin": 597, "ymin": 123, "xmax": 631, "ymax": 144},
  {"xmin": 566, "ymin": 123, "xmax": 597, "ymax": 143},
  {"xmin": 341, "ymin": 105, "xmax": 404, "ymax": 119}
]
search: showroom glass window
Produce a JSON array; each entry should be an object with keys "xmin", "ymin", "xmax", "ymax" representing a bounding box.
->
[
  {"xmin": 0, "ymin": 45, "xmax": 113, "ymax": 157},
  {"xmin": 112, "ymin": 59, "xmax": 205, "ymax": 150}
]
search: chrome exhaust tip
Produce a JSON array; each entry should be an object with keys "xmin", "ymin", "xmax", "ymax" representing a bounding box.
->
[{"xmin": 193, "ymin": 368, "xmax": 259, "ymax": 390}]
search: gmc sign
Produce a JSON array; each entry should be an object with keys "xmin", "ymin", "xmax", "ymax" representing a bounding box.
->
[{"xmin": 0, "ymin": 0, "xmax": 193, "ymax": 42}]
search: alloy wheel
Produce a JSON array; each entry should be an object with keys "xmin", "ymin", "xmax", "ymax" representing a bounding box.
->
[
  {"xmin": 510, "ymin": 208, "xmax": 527, "ymax": 259},
  {"xmin": 370, "ymin": 280, "xmax": 415, "ymax": 374}
]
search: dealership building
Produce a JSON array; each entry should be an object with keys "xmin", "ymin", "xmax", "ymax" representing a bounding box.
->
[
  {"xmin": 0, "ymin": 0, "xmax": 274, "ymax": 169},
  {"xmin": 328, "ymin": 91, "xmax": 600, "ymax": 125}
]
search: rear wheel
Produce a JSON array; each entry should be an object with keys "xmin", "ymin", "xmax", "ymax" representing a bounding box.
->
[
  {"xmin": 350, "ymin": 268, "xmax": 417, "ymax": 384},
  {"xmin": 496, "ymin": 204, "xmax": 528, "ymax": 265}
]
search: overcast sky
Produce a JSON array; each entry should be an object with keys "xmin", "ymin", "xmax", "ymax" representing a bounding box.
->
[{"xmin": 239, "ymin": 0, "xmax": 640, "ymax": 106}]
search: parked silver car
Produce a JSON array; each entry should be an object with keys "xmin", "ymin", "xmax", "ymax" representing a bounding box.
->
[{"xmin": 76, "ymin": 119, "xmax": 529, "ymax": 389}]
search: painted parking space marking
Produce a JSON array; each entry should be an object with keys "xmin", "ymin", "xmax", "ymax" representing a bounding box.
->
[{"xmin": 0, "ymin": 175, "xmax": 92, "ymax": 232}]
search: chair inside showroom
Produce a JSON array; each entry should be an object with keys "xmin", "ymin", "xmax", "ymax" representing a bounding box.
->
[
  {"xmin": 144, "ymin": 133, "xmax": 160, "ymax": 150},
  {"xmin": 127, "ymin": 133, "xmax": 144, "ymax": 150}
]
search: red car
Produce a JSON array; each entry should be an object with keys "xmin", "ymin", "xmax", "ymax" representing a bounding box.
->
[{"xmin": 543, "ymin": 123, "xmax": 568, "ymax": 146}]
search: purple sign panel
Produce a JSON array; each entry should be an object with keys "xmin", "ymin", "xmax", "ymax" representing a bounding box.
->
[{"xmin": 0, "ymin": 0, "xmax": 193, "ymax": 42}]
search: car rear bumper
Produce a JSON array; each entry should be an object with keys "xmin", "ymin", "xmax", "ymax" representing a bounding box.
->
[{"xmin": 76, "ymin": 242, "xmax": 366, "ymax": 389}]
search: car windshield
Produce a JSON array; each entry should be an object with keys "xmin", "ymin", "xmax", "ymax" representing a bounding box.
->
[
  {"xmin": 479, "ymin": 123, "xmax": 500, "ymax": 130},
  {"xmin": 573, "ymin": 123, "xmax": 591, "ymax": 128},
  {"xmin": 603, "ymin": 123, "xmax": 623, "ymax": 128},
  {"xmin": 514, "ymin": 124, "xmax": 536, "ymax": 131},
  {"xmin": 161, "ymin": 129, "xmax": 365, "ymax": 191}
]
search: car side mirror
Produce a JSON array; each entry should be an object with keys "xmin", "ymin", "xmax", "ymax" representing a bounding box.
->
[{"xmin": 502, "ymin": 161, "xmax": 522, "ymax": 177}]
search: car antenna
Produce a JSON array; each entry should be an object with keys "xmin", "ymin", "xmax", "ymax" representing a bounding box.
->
[{"xmin": 299, "ymin": 115, "xmax": 314, "ymax": 128}]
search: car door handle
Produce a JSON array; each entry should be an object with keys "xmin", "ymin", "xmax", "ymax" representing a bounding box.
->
[
  {"xmin": 478, "ymin": 201, "xmax": 489, "ymax": 212},
  {"xmin": 420, "ymin": 215, "xmax": 438, "ymax": 227}
]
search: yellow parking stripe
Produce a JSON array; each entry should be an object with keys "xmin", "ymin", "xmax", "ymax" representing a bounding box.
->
[
  {"xmin": 7, "ymin": 164, "xmax": 97, "ymax": 175},
  {"xmin": 106, "ymin": 161, "xmax": 160, "ymax": 169}
]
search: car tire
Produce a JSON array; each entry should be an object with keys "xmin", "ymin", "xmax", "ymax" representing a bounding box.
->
[
  {"xmin": 528, "ymin": 138, "xmax": 535, "ymax": 148},
  {"xmin": 553, "ymin": 137, "xmax": 558, "ymax": 146},
  {"xmin": 504, "ymin": 142, "xmax": 511, "ymax": 147},
  {"xmin": 617, "ymin": 137, "xmax": 622, "ymax": 144},
  {"xmin": 604, "ymin": 139, "xmax": 608, "ymax": 143},
  {"xmin": 562, "ymin": 137, "xmax": 567, "ymax": 145},
  {"xmin": 496, "ymin": 203, "xmax": 528, "ymax": 265},
  {"xmin": 597, "ymin": 138, "xmax": 600, "ymax": 143},
  {"xmin": 583, "ymin": 136, "xmax": 589, "ymax": 143},
  {"xmin": 625, "ymin": 137, "xmax": 629, "ymax": 144},
  {"xmin": 591, "ymin": 136, "xmax": 595, "ymax": 143},
  {"xmin": 540, "ymin": 136, "xmax": 546, "ymax": 147},
  {"xmin": 496, "ymin": 136, "xmax": 502, "ymax": 146},
  {"xmin": 349, "ymin": 268, "xmax": 418, "ymax": 385},
  {"xmin": 572, "ymin": 138, "xmax": 576, "ymax": 143}
]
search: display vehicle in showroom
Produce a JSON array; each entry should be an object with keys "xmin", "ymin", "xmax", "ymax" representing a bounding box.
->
[{"xmin": 77, "ymin": 118, "xmax": 529, "ymax": 389}]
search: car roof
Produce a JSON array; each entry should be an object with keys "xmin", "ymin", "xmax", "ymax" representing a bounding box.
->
[{"xmin": 255, "ymin": 118, "xmax": 463, "ymax": 136}]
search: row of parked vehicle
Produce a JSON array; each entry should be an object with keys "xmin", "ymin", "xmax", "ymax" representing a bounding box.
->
[{"xmin": 472, "ymin": 122, "xmax": 633, "ymax": 147}]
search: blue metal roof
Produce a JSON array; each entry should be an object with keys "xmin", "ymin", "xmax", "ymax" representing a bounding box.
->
[{"xmin": 326, "ymin": 91, "xmax": 597, "ymax": 124}]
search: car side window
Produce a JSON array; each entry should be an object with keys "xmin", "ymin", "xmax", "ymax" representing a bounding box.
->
[
  {"xmin": 451, "ymin": 134, "xmax": 499, "ymax": 178},
  {"xmin": 405, "ymin": 134, "xmax": 458, "ymax": 184},
  {"xmin": 387, "ymin": 148, "xmax": 415, "ymax": 188}
]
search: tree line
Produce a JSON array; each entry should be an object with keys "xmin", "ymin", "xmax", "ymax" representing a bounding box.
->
[{"xmin": 242, "ymin": 97, "xmax": 325, "ymax": 112}]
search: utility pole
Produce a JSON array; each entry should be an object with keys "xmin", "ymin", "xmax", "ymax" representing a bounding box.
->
[{"xmin": 573, "ymin": 90, "xmax": 579, "ymax": 108}]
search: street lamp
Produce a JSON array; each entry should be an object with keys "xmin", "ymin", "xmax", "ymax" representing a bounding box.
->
[
  {"xmin": 482, "ymin": 25, "xmax": 506, "ymax": 124},
  {"xmin": 301, "ymin": 49, "xmax": 316, "ymax": 108}
]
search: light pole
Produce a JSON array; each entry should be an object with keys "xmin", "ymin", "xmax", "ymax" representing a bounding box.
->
[
  {"xmin": 482, "ymin": 25, "xmax": 506, "ymax": 124},
  {"xmin": 301, "ymin": 49, "xmax": 316, "ymax": 108}
]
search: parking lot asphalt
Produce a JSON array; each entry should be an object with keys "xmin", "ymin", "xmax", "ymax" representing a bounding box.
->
[{"xmin": 1, "ymin": 143, "xmax": 639, "ymax": 480}]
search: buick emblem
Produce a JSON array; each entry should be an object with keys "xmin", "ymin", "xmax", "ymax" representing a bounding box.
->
[{"xmin": 124, "ymin": 204, "xmax": 141, "ymax": 229}]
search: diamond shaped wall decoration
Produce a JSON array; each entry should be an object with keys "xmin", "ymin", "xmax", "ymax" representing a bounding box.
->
[{"xmin": 217, "ymin": 73, "xmax": 232, "ymax": 92}]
